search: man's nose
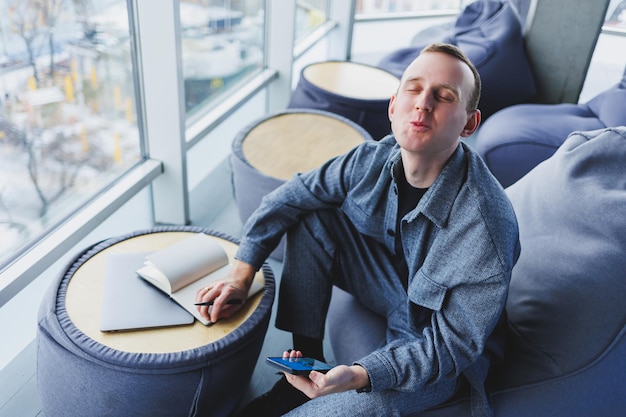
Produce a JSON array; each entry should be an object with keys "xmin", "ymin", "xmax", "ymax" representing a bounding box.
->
[{"xmin": 415, "ymin": 92, "xmax": 433, "ymax": 112}]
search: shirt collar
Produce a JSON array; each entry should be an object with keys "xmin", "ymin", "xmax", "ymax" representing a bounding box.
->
[{"xmin": 389, "ymin": 142, "xmax": 467, "ymax": 229}]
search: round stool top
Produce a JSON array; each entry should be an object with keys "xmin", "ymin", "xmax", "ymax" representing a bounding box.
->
[
  {"xmin": 303, "ymin": 61, "xmax": 399, "ymax": 100},
  {"xmin": 65, "ymin": 231, "xmax": 266, "ymax": 354},
  {"xmin": 241, "ymin": 112, "xmax": 369, "ymax": 181}
]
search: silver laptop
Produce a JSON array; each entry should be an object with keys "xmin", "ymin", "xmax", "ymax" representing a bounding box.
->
[{"xmin": 100, "ymin": 252, "xmax": 194, "ymax": 332}]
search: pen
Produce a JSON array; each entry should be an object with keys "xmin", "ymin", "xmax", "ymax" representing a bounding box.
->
[{"xmin": 194, "ymin": 299, "xmax": 244, "ymax": 306}]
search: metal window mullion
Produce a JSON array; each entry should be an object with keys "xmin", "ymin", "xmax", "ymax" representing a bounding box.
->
[
  {"xmin": 328, "ymin": 0, "xmax": 357, "ymax": 61},
  {"xmin": 266, "ymin": 0, "xmax": 297, "ymax": 113},
  {"xmin": 134, "ymin": 0, "xmax": 189, "ymax": 225}
]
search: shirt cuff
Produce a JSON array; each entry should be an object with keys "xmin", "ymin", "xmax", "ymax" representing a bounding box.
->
[{"xmin": 354, "ymin": 351, "xmax": 396, "ymax": 393}]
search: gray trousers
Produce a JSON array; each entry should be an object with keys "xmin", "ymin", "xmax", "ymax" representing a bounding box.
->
[
  {"xmin": 275, "ymin": 208, "xmax": 408, "ymax": 340},
  {"xmin": 275, "ymin": 209, "xmax": 457, "ymax": 417}
]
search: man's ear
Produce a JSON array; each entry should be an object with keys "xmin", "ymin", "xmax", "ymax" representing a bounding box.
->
[
  {"xmin": 388, "ymin": 95, "xmax": 396, "ymax": 121},
  {"xmin": 461, "ymin": 109, "xmax": 481, "ymax": 137}
]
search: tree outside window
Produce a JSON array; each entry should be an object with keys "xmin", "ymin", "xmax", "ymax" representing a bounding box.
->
[{"xmin": 0, "ymin": 0, "xmax": 140, "ymax": 267}]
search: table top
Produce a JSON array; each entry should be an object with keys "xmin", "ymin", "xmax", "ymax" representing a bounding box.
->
[
  {"xmin": 303, "ymin": 61, "xmax": 399, "ymax": 100},
  {"xmin": 241, "ymin": 112, "xmax": 369, "ymax": 180},
  {"xmin": 65, "ymin": 231, "xmax": 265, "ymax": 354}
]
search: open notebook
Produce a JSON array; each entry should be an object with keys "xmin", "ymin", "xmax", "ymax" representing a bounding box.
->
[{"xmin": 100, "ymin": 252, "xmax": 194, "ymax": 332}]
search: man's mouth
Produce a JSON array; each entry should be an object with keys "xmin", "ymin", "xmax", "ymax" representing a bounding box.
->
[{"xmin": 410, "ymin": 120, "xmax": 429, "ymax": 130}]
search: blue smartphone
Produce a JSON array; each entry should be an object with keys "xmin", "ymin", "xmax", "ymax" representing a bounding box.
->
[{"xmin": 266, "ymin": 357, "xmax": 334, "ymax": 375}]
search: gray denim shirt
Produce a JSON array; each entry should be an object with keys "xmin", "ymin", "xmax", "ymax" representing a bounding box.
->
[{"xmin": 236, "ymin": 135, "xmax": 520, "ymax": 416}]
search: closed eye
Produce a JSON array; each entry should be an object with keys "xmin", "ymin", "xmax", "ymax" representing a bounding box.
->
[
  {"xmin": 403, "ymin": 79, "xmax": 423, "ymax": 94},
  {"xmin": 435, "ymin": 85, "xmax": 459, "ymax": 103},
  {"xmin": 436, "ymin": 93, "xmax": 455, "ymax": 102},
  {"xmin": 405, "ymin": 86, "xmax": 422, "ymax": 94}
]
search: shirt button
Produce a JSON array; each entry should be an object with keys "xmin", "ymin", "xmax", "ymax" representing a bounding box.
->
[{"xmin": 387, "ymin": 229, "xmax": 395, "ymax": 237}]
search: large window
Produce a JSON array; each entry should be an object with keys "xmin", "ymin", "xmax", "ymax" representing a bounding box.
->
[
  {"xmin": 181, "ymin": 0, "xmax": 266, "ymax": 118},
  {"xmin": 0, "ymin": 0, "xmax": 140, "ymax": 268}
]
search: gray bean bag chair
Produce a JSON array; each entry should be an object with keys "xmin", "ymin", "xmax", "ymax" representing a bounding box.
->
[
  {"xmin": 328, "ymin": 127, "xmax": 626, "ymax": 416},
  {"xmin": 378, "ymin": 0, "xmax": 536, "ymax": 119},
  {"xmin": 475, "ymin": 68, "xmax": 626, "ymax": 188}
]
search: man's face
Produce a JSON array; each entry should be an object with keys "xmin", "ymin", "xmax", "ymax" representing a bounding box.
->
[{"xmin": 388, "ymin": 51, "xmax": 479, "ymax": 158}]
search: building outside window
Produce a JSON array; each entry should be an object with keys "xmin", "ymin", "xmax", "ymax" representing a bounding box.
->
[
  {"xmin": 181, "ymin": 0, "xmax": 266, "ymax": 117},
  {"xmin": 181, "ymin": 0, "xmax": 329, "ymax": 119}
]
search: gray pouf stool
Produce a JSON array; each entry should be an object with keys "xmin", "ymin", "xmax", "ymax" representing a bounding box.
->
[
  {"xmin": 231, "ymin": 109, "xmax": 373, "ymax": 260},
  {"xmin": 37, "ymin": 226, "xmax": 275, "ymax": 417},
  {"xmin": 288, "ymin": 61, "xmax": 399, "ymax": 140}
]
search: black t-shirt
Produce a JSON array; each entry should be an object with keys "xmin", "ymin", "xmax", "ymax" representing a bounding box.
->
[{"xmin": 395, "ymin": 169, "xmax": 428, "ymax": 290}]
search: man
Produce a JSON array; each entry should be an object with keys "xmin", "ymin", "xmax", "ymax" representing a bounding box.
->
[{"xmin": 197, "ymin": 43, "xmax": 520, "ymax": 417}]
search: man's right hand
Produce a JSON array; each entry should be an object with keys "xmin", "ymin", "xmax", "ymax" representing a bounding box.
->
[{"xmin": 194, "ymin": 259, "xmax": 256, "ymax": 323}]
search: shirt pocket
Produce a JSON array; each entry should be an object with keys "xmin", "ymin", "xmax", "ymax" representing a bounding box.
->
[{"xmin": 408, "ymin": 271, "xmax": 448, "ymax": 312}]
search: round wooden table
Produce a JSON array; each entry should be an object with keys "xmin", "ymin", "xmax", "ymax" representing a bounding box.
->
[
  {"xmin": 240, "ymin": 110, "xmax": 369, "ymax": 181},
  {"xmin": 37, "ymin": 226, "xmax": 275, "ymax": 417},
  {"xmin": 66, "ymin": 230, "xmax": 265, "ymax": 353},
  {"xmin": 302, "ymin": 61, "xmax": 400, "ymax": 100},
  {"xmin": 288, "ymin": 61, "xmax": 400, "ymax": 140}
]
